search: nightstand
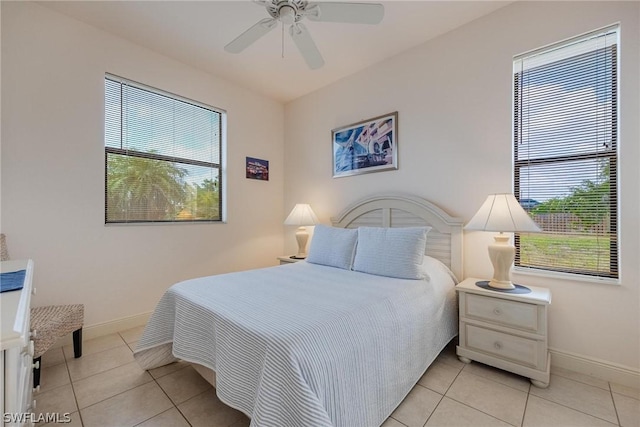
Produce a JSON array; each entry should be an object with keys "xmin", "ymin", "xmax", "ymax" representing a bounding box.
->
[
  {"xmin": 456, "ymin": 277, "xmax": 551, "ymax": 388},
  {"xmin": 277, "ymin": 256, "xmax": 305, "ymax": 265}
]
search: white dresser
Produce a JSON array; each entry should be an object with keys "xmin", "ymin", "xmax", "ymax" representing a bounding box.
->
[
  {"xmin": 456, "ymin": 277, "xmax": 551, "ymax": 388},
  {"xmin": 1, "ymin": 260, "xmax": 35, "ymax": 427}
]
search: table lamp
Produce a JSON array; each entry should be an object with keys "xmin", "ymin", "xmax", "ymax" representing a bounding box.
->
[
  {"xmin": 465, "ymin": 193, "xmax": 541, "ymax": 289},
  {"xmin": 284, "ymin": 203, "xmax": 319, "ymax": 259}
]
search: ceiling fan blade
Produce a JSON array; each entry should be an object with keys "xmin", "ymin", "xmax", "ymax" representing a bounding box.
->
[
  {"xmin": 224, "ymin": 18, "xmax": 277, "ymax": 53},
  {"xmin": 305, "ymin": 2, "xmax": 384, "ymax": 24},
  {"xmin": 289, "ymin": 23, "xmax": 325, "ymax": 70}
]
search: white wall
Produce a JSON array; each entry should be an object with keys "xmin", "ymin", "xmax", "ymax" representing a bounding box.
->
[
  {"xmin": 284, "ymin": 1, "xmax": 640, "ymax": 374},
  {"xmin": 1, "ymin": 2, "xmax": 285, "ymax": 327}
]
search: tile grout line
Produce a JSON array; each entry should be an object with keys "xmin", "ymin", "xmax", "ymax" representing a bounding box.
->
[
  {"xmin": 540, "ymin": 373, "xmax": 626, "ymax": 424},
  {"xmin": 388, "ymin": 416, "xmax": 409, "ymax": 427},
  {"xmin": 462, "ymin": 363, "xmax": 533, "ymax": 394},
  {"xmin": 67, "ymin": 334, "xmax": 134, "ymax": 425},
  {"xmin": 117, "ymin": 331, "xmax": 183, "ymax": 427},
  {"xmin": 77, "ymin": 334, "xmax": 133, "ymax": 426},
  {"xmin": 420, "ymin": 389, "xmax": 445, "ymax": 427},
  {"xmin": 520, "ymin": 392, "xmax": 531, "ymax": 427},
  {"xmin": 607, "ymin": 381, "xmax": 623, "ymax": 426},
  {"xmin": 530, "ymin": 393, "xmax": 621, "ymax": 426},
  {"xmin": 443, "ymin": 394, "xmax": 522, "ymax": 427},
  {"xmin": 446, "ymin": 364, "xmax": 528, "ymax": 427},
  {"xmin": 67, "ymin": 330, "xmax": 197, "ymax": 427},
  {"xmin": 72, "ymin": 332, "xmax": 167, "ymax": 427},
  {"xmin": 420, "ymin": 363, "xmax": 465, "ymax": 427},
  {"xmin": 65, "ymin": 355, "xmax": 84, "ymax": 427},
  {"xmin": 551, "ymin": 370, "xmax": 611, "ymax": 391},
  {"xmin": 148, "ymin": 365, "xmax": 198, "ymax": 427}
]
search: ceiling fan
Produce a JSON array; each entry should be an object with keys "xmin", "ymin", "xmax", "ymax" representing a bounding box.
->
[{"xmin": 224, "ymin": 0, "xmax": 384, "ymax": 70}]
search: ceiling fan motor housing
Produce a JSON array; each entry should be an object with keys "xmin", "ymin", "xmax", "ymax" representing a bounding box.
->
[{"xmin": 266, "ymin": 0, "xmax": 307, "ymax": 23}]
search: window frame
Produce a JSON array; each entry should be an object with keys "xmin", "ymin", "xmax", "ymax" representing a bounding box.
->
[
  {"xmin": 512, "ymin": 25, "xmax": 620, "ymax": 281},
  {"xmin": 104, "ymin": 74, "xmax": 225, "ymax": 225}
]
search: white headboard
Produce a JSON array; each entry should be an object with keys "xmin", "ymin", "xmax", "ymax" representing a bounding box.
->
[{"xmin": 331, "ymin": 194, "xmax": 464, "ymax": 280}]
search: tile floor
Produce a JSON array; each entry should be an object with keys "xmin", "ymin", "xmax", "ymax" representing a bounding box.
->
[{"xmin": 35, "ymin": 326, "xmax": 639, "ymax": 427}]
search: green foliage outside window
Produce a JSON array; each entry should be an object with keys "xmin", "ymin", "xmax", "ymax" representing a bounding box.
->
[{"xmin": 106, "ymin": 154, "xmax": 220, "ymax": 222}]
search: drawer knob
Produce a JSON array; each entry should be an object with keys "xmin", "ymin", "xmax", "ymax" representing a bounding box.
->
[
  {"xmin": 494, "ymin": 341, "xmax": 503, "ymax": 350},
  {"xmin": 21, "ymin": 340, "xmax": 35, "ymax": 357},
  {"xmin": 493, "ymin": 308, "xmax": 502, "ymax": 316}
]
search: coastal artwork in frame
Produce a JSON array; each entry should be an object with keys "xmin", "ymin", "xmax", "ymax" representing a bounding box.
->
[{"xmin": 332, "ymin": 112, "xmax": 398, "ymax": 178}]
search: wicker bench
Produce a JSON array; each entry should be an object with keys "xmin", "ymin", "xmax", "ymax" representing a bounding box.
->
[
  {"xmin": 0, "ymin": 235, "xmax": 84, "ymax": 389},
  {"xmin": 31, "ymin": 304, "xmax": 84, "ymax": 389}
]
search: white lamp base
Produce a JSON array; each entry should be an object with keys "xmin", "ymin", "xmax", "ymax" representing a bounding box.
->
[
  {"xmin": 487, "ymin": 234, "xmax": 516, "ymax": 290},
  {"xmin": 293, "ymin": 226, "xmax": 309, "ymax": 259}
]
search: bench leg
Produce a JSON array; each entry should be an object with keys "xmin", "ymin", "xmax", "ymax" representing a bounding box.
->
[
  {"xmin": 73, "ymin": 328, "xmax": 82, "ymax": 358},
  {"xmin": 33, "ymin": 356, "xmax": 42, "ymax": 389}
]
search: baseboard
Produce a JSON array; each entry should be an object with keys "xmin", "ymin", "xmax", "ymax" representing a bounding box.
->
[
  {"xmin": 550, "ymin": 347, "xmax": 640, "ymax": 388},
  {"xmin": 48, "ymin": 311, "xmax": 152, "ymax": 349}
]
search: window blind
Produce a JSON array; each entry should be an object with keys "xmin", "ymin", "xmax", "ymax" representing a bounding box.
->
[
  {"xmin": 513, "ymin": 26, "xmax": 618, "ymax": 279},
  {"xmin": 105, "ymin": 75, "xmax": 224, "ymax": 223}
]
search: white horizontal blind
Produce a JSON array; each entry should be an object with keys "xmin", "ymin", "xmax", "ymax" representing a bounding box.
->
[
  {"xmin": 513, "ymin": 26, "xmax": 618, "ymax": 279},
  {"xmin": 105, "ymin": 75, "xmax": 224, "ymax": 223}
]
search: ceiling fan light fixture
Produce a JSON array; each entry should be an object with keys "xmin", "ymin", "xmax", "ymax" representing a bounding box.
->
[{"xmin": 279, "ymin": 5, "xmax": 296, "ymax": 25}]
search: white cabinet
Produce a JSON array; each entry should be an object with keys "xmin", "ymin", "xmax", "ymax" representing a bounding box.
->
[
  {"xmin": 1, "ymin": 260, "xmax": 35, "ymax": 426},
  {"xmin": 456, "ymin": 277, "xmax": 551, "ymax": 388}
]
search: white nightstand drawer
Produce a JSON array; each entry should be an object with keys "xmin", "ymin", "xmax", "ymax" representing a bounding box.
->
[
  {"xmin": 464, "ymin": 324, "xmax": 541, "ymax": 368},
  {"xmin": 465, "ymin": 293, "xmax": 538, "ymax": 332}
]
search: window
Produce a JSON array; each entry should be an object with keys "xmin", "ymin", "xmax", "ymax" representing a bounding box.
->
[
  {"xmin": 105, "ymin": 75, "xmax": 224, "ymax": 223},
  {"xmin": 513, "ymin": 26, "xmax": 618, "ymax": 279}
]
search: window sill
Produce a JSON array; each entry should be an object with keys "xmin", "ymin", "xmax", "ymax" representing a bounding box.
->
[
  {"xmin": 105, "ymin": 220, "xmax": 226, "ymax": 227},
  {"xmin": 513, "ymin": 267, "xmax": 620, "ymax": 286}
]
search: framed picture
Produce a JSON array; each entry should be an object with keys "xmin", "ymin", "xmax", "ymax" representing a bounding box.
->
[
  {"xmin": 332, "ymin": 112, "xmax": 398, "ymax": 178},
  {"xmin": 246, "ymin": 157, "xmax": 269, "ymax": 181}
]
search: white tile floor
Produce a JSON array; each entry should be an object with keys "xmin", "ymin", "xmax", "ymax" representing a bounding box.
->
[{"xmin": 35, "ymin": 327, "xmax": 639, "ymax": 427}]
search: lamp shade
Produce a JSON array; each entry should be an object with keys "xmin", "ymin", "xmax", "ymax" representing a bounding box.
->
[
  {"xmin": 465, "ymin": 194, "xmax": 541, "ymax": 233},
  {"xmin": 284, "ymin": 204, "xmax": 319, "ymax": 226}
]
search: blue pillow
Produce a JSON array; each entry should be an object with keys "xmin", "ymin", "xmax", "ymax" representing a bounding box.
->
[
  {"xmin": 307, "ymin": 225, "xmax": 358, "ymax": 270},
  {"xmin": 353, "ymin": 227, "xmax": 431, "ymax": 279}
]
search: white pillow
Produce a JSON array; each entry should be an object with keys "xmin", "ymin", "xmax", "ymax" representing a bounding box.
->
[
  {"xmin": 353, "ymin": 226, "xmax": 431, "ymax": 279},
  {"xmin": 420, "ymin": 255, "xmax": 459, "ymax": 284},
  {"xmin": 306, "ymin": 225, "xmax": 358, "ymax": 270}
]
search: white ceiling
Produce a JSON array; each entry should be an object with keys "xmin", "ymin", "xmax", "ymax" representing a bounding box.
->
[{"xmin": 40, "ymin": 1, "xmax": 512, "ymax": 103}]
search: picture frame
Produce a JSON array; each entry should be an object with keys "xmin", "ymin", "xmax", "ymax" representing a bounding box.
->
[
  {"xmin": 246, "ymin": 157, "xmax": 269, "ymax": 181},
  {"xmin": 332, "ymin": 112, "xmax": 398, "ymax": 178}
]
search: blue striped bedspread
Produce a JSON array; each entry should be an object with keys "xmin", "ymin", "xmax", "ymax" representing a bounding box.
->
[{"xmin": 134, "ymin": 261, "xmax": 457, "ymax": 427}]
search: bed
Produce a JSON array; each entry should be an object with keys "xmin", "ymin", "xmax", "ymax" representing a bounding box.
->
[{"xmin": 134, "ymin": 194, "xmax": 463, "ymax": 427}]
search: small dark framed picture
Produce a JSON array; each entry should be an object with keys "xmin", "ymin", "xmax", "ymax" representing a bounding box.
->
[{"xmin": 246, "ymin": 157, "xmax": 269, "ymax": 181}]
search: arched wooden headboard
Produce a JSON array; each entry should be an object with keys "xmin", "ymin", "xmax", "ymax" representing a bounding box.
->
[{"xmin": 331, "ymin": 194, "xmax": 464, "ymax": 280}]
